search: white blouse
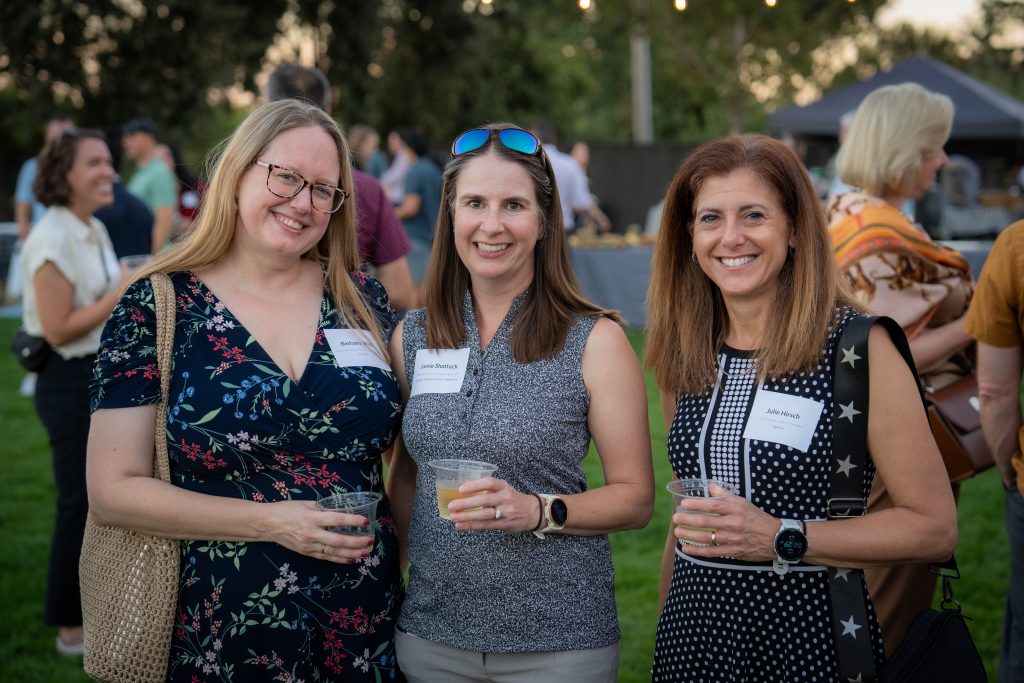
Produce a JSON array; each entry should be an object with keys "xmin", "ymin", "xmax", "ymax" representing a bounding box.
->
[{"xmin": 21, "ymin": 206, "xmax": 119, "ymax": 359}]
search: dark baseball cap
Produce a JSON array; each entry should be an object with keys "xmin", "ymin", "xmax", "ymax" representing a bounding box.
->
[{"xmin": 121, "ymin": 117, "xmax": 158, "ymax": 137}]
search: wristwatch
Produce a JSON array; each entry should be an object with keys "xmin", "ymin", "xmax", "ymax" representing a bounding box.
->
[
  {"xmin": 773, "ymin": 519, "xmax": 808, "ymax": 575},
  {"xmin": 532, "ymin": 494, "xmax": 568, "ymax": 539}
]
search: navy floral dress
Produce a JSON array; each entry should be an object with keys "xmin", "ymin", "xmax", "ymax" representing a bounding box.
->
[{"xmin": 90, "ymin": 270, "xmax": 404, "ymax": 683}]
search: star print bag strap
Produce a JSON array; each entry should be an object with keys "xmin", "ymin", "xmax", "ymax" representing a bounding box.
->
[
  {"xmin": 829, "ymin": 314, "xmax": 985, "ymax": 683},
  {"xmin": 80, "ymin": 272, "xmax": 181, "ymax": 683}
]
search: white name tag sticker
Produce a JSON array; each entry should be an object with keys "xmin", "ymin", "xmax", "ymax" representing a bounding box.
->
[
  {"xmin": 743, "ymin": 389, "xmax": 824, "ymax": 453},
  {"xmin": 410, "ymin": 348, "xmax": 471, "ymax": 396},
  {"xmin": 324, "ymin": 329, "xmax": 390, "ymax": 372}
]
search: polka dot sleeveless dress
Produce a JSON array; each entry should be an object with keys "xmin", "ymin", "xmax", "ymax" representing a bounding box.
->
[{"xmin": 651, "ymin": 308, "xmax": 884, "ymax": 682}]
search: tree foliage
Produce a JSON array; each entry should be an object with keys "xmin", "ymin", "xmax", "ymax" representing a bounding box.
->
[{"xmin": 1, "ymin": 0, "xmax": 1023, "ymax": 220}]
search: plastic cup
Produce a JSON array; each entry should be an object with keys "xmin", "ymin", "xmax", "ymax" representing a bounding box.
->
[
  {"xmin": 666, "ymin": 478, "xmax": 738, "ymax": 546},
  {"xmin": 316, "ymin": 491, "xmax": 382, "ymax": 536},
  {"xmin": 427, "ymin": 459, "xmax": 498, "ymax": 519},
  {"xmin": 119, "ymin": 254, "xmax": 150, "ymax": 272}
]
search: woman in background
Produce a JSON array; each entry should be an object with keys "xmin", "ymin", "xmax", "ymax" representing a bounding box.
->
[
  {"xmin": 22, "ymin": 128, "xmax": 128, "ymax": 654},
  {"xmin": 829, "ymin": 82, "xmax": 972, "ymax": 654}
]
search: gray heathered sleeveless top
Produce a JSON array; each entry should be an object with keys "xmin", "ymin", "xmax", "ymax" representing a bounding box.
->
[{"xmin": 398, "ymin": 289, "xmax": 620, "ymax": 653}]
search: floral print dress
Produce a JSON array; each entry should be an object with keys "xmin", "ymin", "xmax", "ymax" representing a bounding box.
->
[{"xmin": 90, "ymin": 271, "xmax": 404, "ymax": 683}]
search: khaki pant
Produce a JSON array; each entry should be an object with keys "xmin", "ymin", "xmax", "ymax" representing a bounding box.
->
[{"xmin": 395, "ymin": 627, "xmax": 619, "ymax": 683}]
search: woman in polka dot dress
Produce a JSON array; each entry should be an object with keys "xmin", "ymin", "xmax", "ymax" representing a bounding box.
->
[{"xmin": 644, "ymin": 135, "xmax": 957, "ymax": 682}]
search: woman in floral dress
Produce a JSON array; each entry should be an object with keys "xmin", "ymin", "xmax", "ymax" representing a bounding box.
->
[{"xmin": 88, "ymin": 100, "xmax": 404, "ymax": 682}]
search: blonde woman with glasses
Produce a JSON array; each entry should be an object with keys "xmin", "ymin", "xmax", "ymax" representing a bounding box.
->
[{"xmin": 87, "ymin": 100, "xmax": 404, "ymax": 681}]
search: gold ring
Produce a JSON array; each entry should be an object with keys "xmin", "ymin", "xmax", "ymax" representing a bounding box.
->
[
  {"xmin": 710, "ymin": 530, "xmax": 717, "ymax": 546},
  {"xmin": 320, "ymin": 543, "xmax": 328, "ymax": 554}
]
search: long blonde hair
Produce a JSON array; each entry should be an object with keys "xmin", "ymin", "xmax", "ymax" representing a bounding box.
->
[
  {"xmin": 423, "ymin": 123, "xmax": 621, "ymax": 362},
  {"xmin": 646, "ymin": 135, "xmax": 857, "ymax": 396},
  {"xmin": 134, "ymin": 99, "xmax": 387, "ymax": 355}
]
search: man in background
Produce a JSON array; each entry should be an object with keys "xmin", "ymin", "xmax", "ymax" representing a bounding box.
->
[
  {"xmin": 264, "ymin": 64, "xmax": 418, "ymax": 309},
  {"xmin": 965, "ymin": 218, "xmax": 1024, "ymax": 683},
  {"xmin": 393, "ymin": 130, "xmax": 441, "ymax": 284},
  {"xmin": 121, "ymin": 117, "xmax": 177, "ymax": 253},
  {"xmin": 530, "ymin": 119, "xmax": 610, "ymax": 234}
]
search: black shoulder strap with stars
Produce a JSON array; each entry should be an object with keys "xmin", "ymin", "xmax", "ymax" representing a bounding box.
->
[{"xmin": 828, "ymin": 314, "xmax": 920, "ymax": 682}]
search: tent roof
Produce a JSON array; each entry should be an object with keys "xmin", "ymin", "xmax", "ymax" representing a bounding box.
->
[{"xmin": 768, "ymin": 55, "xmax": 1024, "ymax": 139}]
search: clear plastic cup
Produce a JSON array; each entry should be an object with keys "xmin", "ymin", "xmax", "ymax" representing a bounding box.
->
[
  {"xmin": 427, "ymin": 459, "xmax": 498, "ymax": 519},
  {"xmin": 316, "ymin": 491, "xmax": 382, "ymax": 536},
  {"xmin": 119, "ymin": 254, "xmax": 151, "ymax": 272},
  {"xmin": 666, "ymin": 478, "xmax": 738, "ymax": 546}
]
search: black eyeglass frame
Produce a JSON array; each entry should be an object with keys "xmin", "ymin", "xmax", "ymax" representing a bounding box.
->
[{"xmin": 254, "ymin": 159, "xmax": 349, "ymax": 214}]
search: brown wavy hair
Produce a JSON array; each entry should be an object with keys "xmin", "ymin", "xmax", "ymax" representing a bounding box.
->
[
  {"xmin": 646, "ymin": 134, "xmax": 858, "ymax": 396},
  {"xmin": 424, "ymin": 122, "xmax": 621, "ymax": 362},
  {"xmin": 33, "ymin": 128, "xmax": 106, "ymax": 207}
]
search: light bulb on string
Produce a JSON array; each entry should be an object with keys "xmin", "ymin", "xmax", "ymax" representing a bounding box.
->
[
  {"xmin": 765, "ymin": 0, "xmax": 777, "ymax": 6},
  {"xmin": 675, "ymin": 0, "xmax": 686, "ymax": 10}
]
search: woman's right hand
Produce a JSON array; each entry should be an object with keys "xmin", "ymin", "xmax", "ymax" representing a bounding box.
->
[{"xmin": 265, "ymin": 500, "xmax": 374, "ymax": 564}]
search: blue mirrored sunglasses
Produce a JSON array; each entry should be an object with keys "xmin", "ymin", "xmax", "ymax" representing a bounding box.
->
[{"xmin": 451, "ymin": 128, "xmax": 542, "ymax": 157}]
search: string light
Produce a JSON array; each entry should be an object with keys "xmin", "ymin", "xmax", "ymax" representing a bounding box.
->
[
  {"xmin": 675, "ymin": 0, "xmax": 686, "ymax": 9},
  {"xmin": 578, "ymin": 0, "xmax": 591, "ymax": 8},
  {"xmin": 481, "ymin": 0, "xmax": 493, "ymax": 4},
  {"xmin": 765, "ymin": 0, "xmax": 777, "ymax": 6}
]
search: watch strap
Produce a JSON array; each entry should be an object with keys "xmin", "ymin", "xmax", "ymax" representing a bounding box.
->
[{"xmin": 532, "ymin": 494, "xmax": 564, "ymax": 539}]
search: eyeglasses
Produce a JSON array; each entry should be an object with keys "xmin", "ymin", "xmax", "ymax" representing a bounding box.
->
[
  {"xmin": 254, "ymin": 160, "xmax": 348, "ymax": 214},
  {"xmin": 451, "ymin": 128, "xmax": 542, "ymax": 157}
]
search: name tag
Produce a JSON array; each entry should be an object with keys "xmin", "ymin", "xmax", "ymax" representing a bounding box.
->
[
  {"xmin": 324, "ymin": 329, "xmax": 390, "ymax": 372},
  {"xmin": 410, "ymin": 348, "xmax": 471, "ymax": 396},
  {"xmin": 742, "ymin": 388, "xmax": 824, "ymax": 453}
]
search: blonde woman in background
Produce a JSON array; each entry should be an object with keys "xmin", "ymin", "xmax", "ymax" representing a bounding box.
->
[{"xmin": 829, "ymin": 82, "xmax": 973, "ymax": 655}]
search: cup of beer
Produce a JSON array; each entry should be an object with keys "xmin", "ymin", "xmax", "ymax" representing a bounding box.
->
[
  {"xmin": 428, "ymin": 459, "xmax": 498, "ymax": 520},
  {"xmin": 666, "ymin": 478, "xmax": 738, "ymax": 546},
  {"xmin": 316, "ymin": 491, "xmax": 382, "ymax": 536}
]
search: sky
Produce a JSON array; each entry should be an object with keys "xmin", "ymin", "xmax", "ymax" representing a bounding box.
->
[{"xmin": 877, "ymin": 0, "xmax": 982, "ymax": 33}]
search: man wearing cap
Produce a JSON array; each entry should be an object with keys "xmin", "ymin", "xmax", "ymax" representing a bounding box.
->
[{"xmin": 122, "ymin": 117, "xmax": 177, "ymax": 254}]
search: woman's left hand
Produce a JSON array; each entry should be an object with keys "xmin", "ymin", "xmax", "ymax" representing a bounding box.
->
[
  {"xmin": 672, "ymin": 483, "xmax": 779, "ymax": 562},
  {"xmin": 448, "ymin": 477, "xmax": 542, "ymax": 534}
]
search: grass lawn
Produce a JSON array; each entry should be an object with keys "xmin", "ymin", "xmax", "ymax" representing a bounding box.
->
[{"xmin": 0, "ymin": 319, "xmax": 1010, "ymax": 682}]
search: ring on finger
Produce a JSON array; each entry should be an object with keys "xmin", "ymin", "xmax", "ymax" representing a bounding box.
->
[
  {"xmin": 320, "ymin": 543, "xmax": 328, "ymax": 554},
  {"xmin": 494, "ymin": 506, "xmax": 502, "ymax": 520},
  {"xmin": 710, "ymin": 530, "xmax": 717, "ymax": 546}
]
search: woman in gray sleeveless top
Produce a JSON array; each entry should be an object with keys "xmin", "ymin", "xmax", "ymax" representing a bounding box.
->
[{"xmin": 386, "ymin": 124, "xmax": 654, "ymax": 683}]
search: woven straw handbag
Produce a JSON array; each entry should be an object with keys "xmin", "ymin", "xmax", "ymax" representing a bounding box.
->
[{"xmin": 81, "ymin": 272, "xmax": 181, "ymax": 682}]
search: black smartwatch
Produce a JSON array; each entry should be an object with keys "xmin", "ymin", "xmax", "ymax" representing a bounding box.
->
[{"xmin": 773, "ymin": 519, "xmax": 808, "ymax": 575}]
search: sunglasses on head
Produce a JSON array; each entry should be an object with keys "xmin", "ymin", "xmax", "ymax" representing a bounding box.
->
[{"xmin": 451, "ymin": 128, "xmax": 542, "ymax": 157}]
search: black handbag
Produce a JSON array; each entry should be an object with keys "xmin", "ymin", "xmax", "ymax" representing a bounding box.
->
[
  {"xmin": 828, "ymin": 315, "xmax": 986, "ymax": 683},
  {"xmin": 10, "ymin": 325, "xmax": 53, "ymax": 372},
  {"xmin": 880, "ymin": 560, "xmax": 987, "ymax": 682}
]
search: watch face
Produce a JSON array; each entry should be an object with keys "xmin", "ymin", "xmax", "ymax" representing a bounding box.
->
[
  {"xmin": 550, "ymin": 498, "xmax": 568, "ymax": 526},
  {"xmin": 775, "ymin": 529, "xmax": 808, "ymax": 562}
]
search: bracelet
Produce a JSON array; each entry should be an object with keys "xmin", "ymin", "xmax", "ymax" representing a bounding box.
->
[{"xmin": 532, "ymin": 494, "xmax": 546, "ymax": 531}]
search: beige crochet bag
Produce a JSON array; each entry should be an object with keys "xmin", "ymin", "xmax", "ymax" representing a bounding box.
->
[{"xmin": 81, "ymin": 272, "xmax": 180, "ymax": 682}]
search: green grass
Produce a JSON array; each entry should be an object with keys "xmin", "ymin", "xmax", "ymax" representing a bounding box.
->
[{"xmin": 0, "ymin": 320, "xmax": 1010, "ymax": 681}]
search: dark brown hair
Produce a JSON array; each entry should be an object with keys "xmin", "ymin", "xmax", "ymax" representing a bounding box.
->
[
  {"xmin": 33, "ymin": 128, "xmax": 106, "ymax": 207},
  {"xmin": 424, "ymin": 122, "xmax": 622, "ymax": 362},
  {"xmin": 646, "ymin": 134, "xmax": 857, "ymax": 396}
]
